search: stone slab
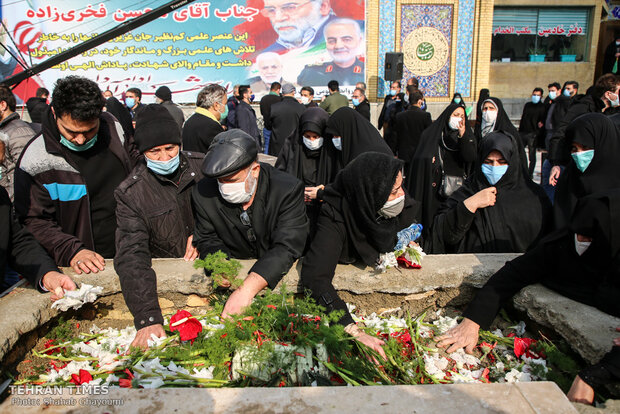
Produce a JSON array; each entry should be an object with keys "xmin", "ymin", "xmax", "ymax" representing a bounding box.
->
[
  {"xmin": 513, "ymin": 285, "xmax": 620, "ymax": 364},
  {"xmin": 0, "ymin": 383, "xmax": 577, "ymax": 414}
]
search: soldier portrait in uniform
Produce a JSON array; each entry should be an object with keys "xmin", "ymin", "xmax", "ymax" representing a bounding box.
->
[
  {"xmin": 261, "ymin": 0, "xmax": 337, "ymax": 53},
  {"xmin": 297, "ymin": 18, "xmax": 364, "ymax": 87}
]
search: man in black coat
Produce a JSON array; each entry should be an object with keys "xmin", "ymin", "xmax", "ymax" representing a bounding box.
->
[
  {"xmin": 394, "ymin": 90, "xmax": 432, "ymax": 170},
  {"xmin": 115, "ymin": 105, "xmax": 204, "ymax": 348},
  {"xmin": 352, "ymin": 87, "xmax": 370, "ymax": 121},
  {"xmin": 378, "ymin": 81, "xmax": 406, "ymax": 152},
  {"xmin": 0, "ymin": 185, "xmax": 75, "ymax": 296},
  {"xmin": 518, "ymin": 87, "xmax": 547, "ymax": 178},
  {"xmin": 259, "ymin": 82, "xmax": 282, "ymax": 155},
  {"xmin": 25, "ymin": 87, "xmax": 49, "ymax": 124},
  {"xmin": 268, "ymin": 83, "xmax": 305, "ymax": 157},
  {"xmin": 235, "ymin": 85, "xmax": 261, "ymax": 146},
  {"xmin": 182, "ymin": 84, "xmax": 226, "ymax": 153},
  {"xmin": 192, "ymin": 130, "xmax": 308, "ymax": 318}
]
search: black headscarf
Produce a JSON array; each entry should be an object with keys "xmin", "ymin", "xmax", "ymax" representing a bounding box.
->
[
  {"xmin": 451, "ymin": 93, "xmax": 465, "ymax": 109},
  {"xmin": 275, "ymin": 107, "xmax": 337, "ymax": 186},
  {"xmin": 475, "ymin": 88, "xmax": 490, "ymax": 127},
  {"xmin": 104, "ymin": 97, "xmax": 134, "ymax": 137},
  {"xmin": 326, "ymin": 107, "xmax": 393, "ymax": 167},
  {"xmin": 554, "ymin": 113, "xmax": 620, "ymax": 229},
  {"xmin": 475, "ymin": 97, "xmax": 527, "ymax": 170},
  {"xmin": 430, "ymin": 131, "xmax": 552, "ymax": 253},
  {"xmin": 405, "ymin": 103, "xmax": 477, "ymax": 237},
  {"xmin": 322, "ymin": 152, "xmax": 419, "ymax": 265}
]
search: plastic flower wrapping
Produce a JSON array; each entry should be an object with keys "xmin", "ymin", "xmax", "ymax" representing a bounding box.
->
[
  {"xmin": 15, "ymin": 289, "xmax": 579, "ymax": 390},
  {"xmin": 377, "ymin": 223, "xmax": 425, "ymax": 272}
]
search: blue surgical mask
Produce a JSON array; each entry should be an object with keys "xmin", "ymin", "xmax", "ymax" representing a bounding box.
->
[
  {"xmin": 60, "ymin": 134, "xmax": 98, "ymax": 152},
  {"xmin": 571, "ymin": 150, "xmax": 594, "ymax": 173},
  {"xmin": 421, "ymin": 101, "xmax": 427, "ymax": 111},
  {"xmin": 454, "ymin": 97, "xmax": 462, "ymax": 104},
  {"xmin": 531, "ymin": 95, "xmax": 541, "ymax": 104},
  {"xmin": 481, "ymin": 163, "xmax": 508, "ymax": 185},
  {"xmin": 332, "ymin": 137, "xmax": 342, "ymax": 151},
  {"xmin": 563, "ymin": 89, "xmax": 572, "ymax": 97},
  {"xmin": 219, "ymin": 103, "xmax": 228, "ymax": 121},
  {"xmin": 125, "ymin": 97, "xmax": 135, "ymax": 108},
  {"xmin": 146, "ymin": 153, "xmax": 180, "ymax": 176},
  {"xmin": 389, "ymin": 89, "xmax": 397, "ymax": 96},
  {"xmin": 352, "ymin": 98, "xmax": 360, "ymax": 106},
  {"xmin": 250, "ymin": 94, "xmax": 255, "ymax": 102},
  {"xmin": 549, "ymin": 91, "xmax": 557, "ymax": 100},
  {"xmin": 610, "ymin": 93, "xmax": 620, "ymax": 108}
]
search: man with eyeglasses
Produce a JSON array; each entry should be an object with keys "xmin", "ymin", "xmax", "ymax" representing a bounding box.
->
[
  {"xmin": 262, "ymin": 0, "xmax": 336, "ymax": 53},
  {"xmin": 14, "ymin": 76, "xmax": 139, "ymax": 274},
  {"xmin": 182, "ymin": 84, "xmax": 227, "ymax": 154},
  {"xmin": 192, "ymin": 129, "xmax": 308, "ymax": 319}
]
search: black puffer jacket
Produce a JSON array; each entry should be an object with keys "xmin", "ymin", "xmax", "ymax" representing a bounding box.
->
[{"xmin": 114, "ymin": 151, "xmax": 204, "ymax": 329}]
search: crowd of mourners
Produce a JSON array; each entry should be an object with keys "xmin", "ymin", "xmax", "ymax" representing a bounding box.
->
[{"xmin": 0, "ymin": 73, "xmax": 619, "ymax": 404}]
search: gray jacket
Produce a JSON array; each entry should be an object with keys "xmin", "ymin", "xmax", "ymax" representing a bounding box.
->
[
  {"xmin": 161, "ymin": 101, "xmax": 185, "ymax": 130},
  {"xmin": 0, "ymin": 113, "xmax": 35, "ymax": 200}
]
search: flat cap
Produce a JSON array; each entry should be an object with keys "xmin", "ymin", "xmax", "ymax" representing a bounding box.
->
[
  {"xmin": 202, "ymin": 129, "xmax": 259, "ymax": 178},
  {"xmin": 281, "ymin": 83, "xmax": 296, "ymax": 94}
]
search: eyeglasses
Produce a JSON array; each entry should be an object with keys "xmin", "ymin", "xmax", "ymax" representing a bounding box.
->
[
  {"xmin": 261, "ymin": 1, "xmax": 312, "ymax": 17},
  {"xmin": 240, "ymin": 211, "xmax": 256, "ymax": 242}
]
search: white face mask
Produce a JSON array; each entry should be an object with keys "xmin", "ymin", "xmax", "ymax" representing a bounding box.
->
[
  {"xmin": 303, "ymin": 136, "xmax": 323, "ymax": 150},
  {"xmin": 448, "ymin": 116, "xmax": 462, "ymax": 130},
  {"xmin": 378, "ymin": 195, "xmax": 405, "ymax": 218},
  {"xmin": 300, "ymin": 96, "xmax": 310, "ymax": 105},
  {"xmin": 574, "ymin": 234, "xmax": 591, "ymax": 256},
  {"xmin": 482, "ymin": 110, "xmax": 497, "ymax": 124},
  {"xmin": 218, "ymin": 167, "xmax": 257, "ymax": 204},
  {"xmin": 332, "ymin": 137, "xmax": 342, "ymax": 151}
]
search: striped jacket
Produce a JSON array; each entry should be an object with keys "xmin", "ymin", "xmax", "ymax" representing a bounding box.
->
[{"xmin": 14, "ymin": 111, "xmax": 138, "ymax": 266}]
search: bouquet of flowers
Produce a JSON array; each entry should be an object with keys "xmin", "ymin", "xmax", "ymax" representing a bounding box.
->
[{"xmin": 377, "ymin": 223, "xmax": 425, "ymax": 272}]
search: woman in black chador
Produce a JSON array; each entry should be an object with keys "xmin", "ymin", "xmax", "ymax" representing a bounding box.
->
[
  {"xmin": 430, "ymin": 131, "xmax": 551, "ymax": 253},
  {"xmin": 553, "ymin": 112, "xmax": 620, "ymax": 230},
  {"xmin": 276, "ymin": 107, "xmax": 336, "ymax": 243},
  {"xmin": 325, "ymin": 107, "xmax": 393, "ymax": 170},
  {"xmin": 302, "ymin": 152, "xmax": 420, "ymax": 358},
  {"xmin": 406, "ymin": 103, "xmax": 476, "ymax": 244}
]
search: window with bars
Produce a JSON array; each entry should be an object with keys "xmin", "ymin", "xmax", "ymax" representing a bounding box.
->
[{"xmin": 491, "ymin": 7, "xmax": 590, "ymax": 62}]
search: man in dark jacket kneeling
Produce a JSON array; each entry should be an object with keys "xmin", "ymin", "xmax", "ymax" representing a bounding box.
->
[
  {"xmin": 192, "ymin": 129, "xmax": 308, "ymax": 318},
  {"xmin": 114, "ymin": 104, "xmax": 204, "ymax": 348}
]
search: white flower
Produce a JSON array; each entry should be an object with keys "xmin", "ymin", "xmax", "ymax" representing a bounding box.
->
[
  {"xmin": 504, "ymin": 368, "xmax": 531, "ymax": 383},
  {"xmin": 450, "ymin": 349, "xmax": 480, "ymax": 370},
  {"xmin": 509, "ymin": 321, "xmax": 527, "ymax": 336},
  {"xmin": 376, "ymin": 252, "xmax": 398, "ymax": 273},
  {"xmin": 147, "ymin": 334, "xmax": 167, "ymax": 348},
  {"xmin": 491, "ymin": 329, "xmax": 504, "ymax": 338},
  {"xmin": 192, "ymin": 367, "xmax": 215, "ymax": 380},
  {"xmin": 139, "ymin": 378, "xmax": 165, "ymax": 389},
  {"xmin": 433, "ymin": 315, "xmax": 459, "ymax": 334},
  {"xmin": 423, "ymin": 354, "xmax": 450, "ymax": 380}
]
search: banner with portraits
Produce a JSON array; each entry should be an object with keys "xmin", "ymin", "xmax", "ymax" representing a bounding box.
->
[{"xmin": 0, "ymin": 0, "xmax": 366, "ymax": 103}]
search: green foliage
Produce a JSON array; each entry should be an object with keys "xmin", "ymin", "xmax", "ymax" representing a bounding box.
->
[
  {"xmin": 47, "ymin": 317, "xmax": 74, "ymax": 341},
  {"xmin": 194, "ymin": 251, "xmax": 244, "ymax": 289}
]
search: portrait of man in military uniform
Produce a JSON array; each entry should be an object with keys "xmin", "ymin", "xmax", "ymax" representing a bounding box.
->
[{"xmin": 297, "ymin": 18, "xmax": 364, "ymax": 87}]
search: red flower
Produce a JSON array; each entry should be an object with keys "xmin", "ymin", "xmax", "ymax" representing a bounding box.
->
[
  {"xmin": 170, "ymin": 310, "xmax": 203, "ymax": 344},
  {"xmin": 50, "ymin": 361, "xmax": 67, "ymax": 371},
  {"xmin": 513, "ymin": 337, "xmax": 537, "ymax": 358},
  {"xmin": 119, "ymin": 369, "xmax": 134, "ymax": 388},
  {"xmin": 43, "ymin": 339, "xmax": 64, "ymax": 355},
  {"xmin": 396, "ymin": 256, "xmax": 422, "ymax": 269},
  {"xmin": 266, "ymin": 305, "xmax": 277, "ymax": 309},
  {"xmin": 69, "ymin": 369, "xmax": 93, "ymax": 385},
  {"xmin": 480, "ymin": 368, "xmax": 490, "ymax": 383}
]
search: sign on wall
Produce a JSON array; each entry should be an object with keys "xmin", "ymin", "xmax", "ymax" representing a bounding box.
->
[{"xmin": 0, "ymin": 0, "xmax": 366, "ymax": 103}]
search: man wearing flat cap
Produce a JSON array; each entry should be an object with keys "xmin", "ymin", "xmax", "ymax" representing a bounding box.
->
[
  {"xmin": 268, "ymin": 83, "xmax": 305, "ymax": 157},
  {"xmin": 192, "ymin": 129, "xmax": 309, "ymax": 317},
  {"xmin": 155, "ymin": 85, "xmax": 185, "ymax": 129},
  {"xmin": 114, "ymin": 104, "xmax": 204, "ymax": 348}
]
